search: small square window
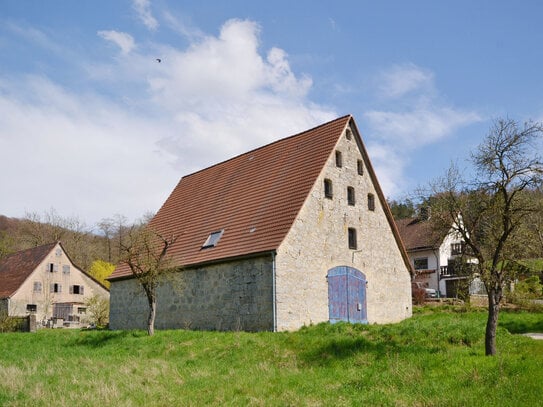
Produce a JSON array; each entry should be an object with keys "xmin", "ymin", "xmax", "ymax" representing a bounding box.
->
[
  {"xmin": 335, "ymin": 151, "xmax": 342, "ymax": 168},
  {"xmin": 324, "ymin": 179, "xmax": 333, "ymax": 199},
  {"xmin": 348, "ymin": 228, "xmax": 357, "ymax": 250},
  {"xmin": 368, "ymin": 193, "xmax": 375, "ymax": 211},
  {"xmin": 357, "ymin": 160, "xmax": 364, "ymax": 176},
  {"xmin": 26, "ymin": 304, "xmax": 37, "ymax": 313},
  {"xmin": 62, "ymin": 265, "xmax": 70, "ymax": 274},
  {"xmin": 347, "ymin": 187, "xmax": 355, "ymax": 206},
  {"xmin": 414, "ymin": 258, "xmax": 429, "ymax": 270},
  {"xmin": 77, "ymin": 307, "xmax": 86, "ymax": 315},
  {"xmin": 202, "ymin": 229, "xmax": 224, "ymax": 249}
]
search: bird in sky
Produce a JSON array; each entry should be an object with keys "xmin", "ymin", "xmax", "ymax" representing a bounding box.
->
[{"xmin": 156, "ymin": 58, "xmax": 161, "ymax": 63}]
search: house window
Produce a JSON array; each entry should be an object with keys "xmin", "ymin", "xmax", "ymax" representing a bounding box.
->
[
  {"xmin": 33, "ymin": 281, "xmax": 42, "ymax": 293},
  {"xmin": 70, "ymin": 285, "xmax": 84, "ymax": 295},
  {"xmin": 202, "ymin": 229, "xmax": 224, "ymax": 249},
  {"xmin": 324, "ymin": 179, "xmax": 333, "ymax": 199},
  {"xmin": 414, "ymin": 258, "xmax": 429, "ymax": 270},
  {"xmin": 345, "ymin": 128, "xmax": 352, "ymax": 140},
  {"xmin": 50, "ymin": 283, "xmax": 61, "ymax": 293},
  {"xmin": 335, "ymin": 150, "xmax": 342, "ymax": 168},
  {"xmin": 451, "ymin": 243, "xmax": 464, "ymax": 255},
  {"xmin": 368, "ymin": 193, "xmax": 375, "ymax": 211},
  {"xmin": 348, "ymin": 228, "xmax": 358, "ymax": 250},
  {"xmin": 357, "ymin": 159, "xmax": 364, "ymax": 176},
  {"xmin": 62, "ymin": 265, "xmax": 70, "ymax": 274},
  {"xmin": 26, "ymin": 304, "xmax": 37, "ymax": 313},
  {"xmin": 347, "ymin": 187, "xmax": 355, "ymax": 206},
  {"xmin": 47, "ymin": 263, "xmax": 58, "ymax": 273},
  {"xmin": 77, "ymin": 307, "xmax": 86, "ymax": 315}
]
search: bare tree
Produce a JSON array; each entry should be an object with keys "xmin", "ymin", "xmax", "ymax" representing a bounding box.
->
[
  {"xmin": 120, "ymin": 225, "xmax": 177, "ymax": 336},
  {"xmin": 429, "ymin": 118, "xmax": 543, "ymax": 356}
]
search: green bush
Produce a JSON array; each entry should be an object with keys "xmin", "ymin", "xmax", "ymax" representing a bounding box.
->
[{"xmin": 0, "ymin": 311, "xmax": 19, "ymax": 333}]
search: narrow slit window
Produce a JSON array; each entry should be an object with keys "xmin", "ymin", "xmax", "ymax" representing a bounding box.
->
[
  {"xmin": 345, "ymin": 128, "xmax": 352, "ymax": 140},
  {"xmin": 347, "ymin": 187, "xmax": 355, "ymax": 206},
  {"xmin": 335, "ymin": 150, "xmax": 342, "ymax": 168},
  {"xmin": 324, "ymin": 179, "xmax": 333, "ymax": 199},
  {"xmin": 357, "ymin": 159, "xmax": 364, "ymax": 175},
  {"xmin": 368, "ymin": 193, "xmax": 375, "ymax": 211},
  {"xmin": 202, "ymin": 229, "xmax": 224, "ymax": 249},
  {"xmin": 348, "ymin": 228, "xmax": 358, "ymax": 250}
]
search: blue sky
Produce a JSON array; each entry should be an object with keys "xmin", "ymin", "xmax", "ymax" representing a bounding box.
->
[{"xmin": 1, "ymin": 0, "xmax": 542, "ymax": 226}]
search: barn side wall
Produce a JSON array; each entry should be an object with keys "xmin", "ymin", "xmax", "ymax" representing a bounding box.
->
[{"xmin": 109, "ymin": 255, "xmax": 274, "ymax": 331}]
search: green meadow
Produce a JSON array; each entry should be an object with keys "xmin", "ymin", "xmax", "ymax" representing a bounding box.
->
[{"xmin": 1, "ymin": 307, "xmax": 542, "ymax": 406}]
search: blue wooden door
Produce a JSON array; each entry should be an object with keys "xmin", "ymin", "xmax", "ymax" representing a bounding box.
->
[{"xmin": 327, "ymin": 266, "xmax": 367, "ymax": 324}]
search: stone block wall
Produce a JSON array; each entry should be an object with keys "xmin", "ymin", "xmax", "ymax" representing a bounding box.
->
[{"xmin": 109, "ymin": 254, "xmax": 274, "ymax": 331}]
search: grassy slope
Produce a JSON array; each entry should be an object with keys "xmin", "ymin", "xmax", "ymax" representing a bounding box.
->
[{"xmin": 0, "ymin": 308, "xmax": 542, "ymax": 406}]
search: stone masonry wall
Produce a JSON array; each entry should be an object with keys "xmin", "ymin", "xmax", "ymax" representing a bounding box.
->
[
  {"xmin": 275, "ymin": 123, "xmax": 412, "ymax": 331},
  {"xmin": 109, "ymin": 255, "xmax": 274, "ymax": 331}
]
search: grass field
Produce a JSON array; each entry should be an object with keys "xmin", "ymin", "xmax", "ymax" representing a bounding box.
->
[{"xmin": 1, "ymin": 307, "xmax": 542, "ymax": 406}]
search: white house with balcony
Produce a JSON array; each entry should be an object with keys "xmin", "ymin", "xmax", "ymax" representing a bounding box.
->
[{"xmin": 396, "ymin": 217, "xmax": 474, "ymax": 298}]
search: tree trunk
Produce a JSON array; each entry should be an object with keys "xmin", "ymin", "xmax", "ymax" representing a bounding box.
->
[
  {"xmin": 485, "ymin": 288, "xmax": 501, "ymax": 356},
  {"xmin": 145, "ymin": 288, "xmax": 157, "ymax": 336},
  {"xmin": 147, "ymin": 298, "xmax": 156, "ymax": 336}
]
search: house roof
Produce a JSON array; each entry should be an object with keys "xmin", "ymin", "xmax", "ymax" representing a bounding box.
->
[
  {"xmin": 0, "ymin": 242, "xmax": 57, "ymax": 299},
  {"xmin": 395, "ymin": 217, "xmax": 443, "ymax": 252},
  {"xmin": 110, "ymin": 115, "xmax": 412, "ymax": 280}
]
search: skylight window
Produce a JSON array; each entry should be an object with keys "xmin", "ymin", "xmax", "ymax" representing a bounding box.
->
[{"xmin": 202, "ymin": 229, "xmax": 224, "ymax": 249}]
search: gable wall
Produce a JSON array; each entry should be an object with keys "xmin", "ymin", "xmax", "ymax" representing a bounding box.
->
[
  {"xmin": 275, "ymin": 125, "xmax": 412, "ymax": 330},
  {"xmin": 9, "ymin": 243, "xmax": 109, "ymax": 323}
]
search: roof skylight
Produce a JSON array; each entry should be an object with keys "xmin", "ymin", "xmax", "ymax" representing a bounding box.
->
[{"xmin": 202, "ymin": 229, "xmax": 224, "ymax": 249}]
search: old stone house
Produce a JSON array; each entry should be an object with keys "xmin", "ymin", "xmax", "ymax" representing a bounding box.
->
[
  {"xmin": 0, "ymin": 242, "xmax": 109, "ymax": 327},
  {"xmin": 109, "ymin": 115, "xmax": 412, "ymax": 331}
]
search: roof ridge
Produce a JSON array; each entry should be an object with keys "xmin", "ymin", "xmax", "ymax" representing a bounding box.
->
[{"xmin": 180, "ymin": 115, "xmax": 352, "ymax": 180}]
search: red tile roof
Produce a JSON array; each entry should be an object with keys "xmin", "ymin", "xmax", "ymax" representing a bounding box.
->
[
  {"xmin": 0, "ymin": 242, "xmax": 56, "ymax": 298},
  {"xmin": 395, "ymin": 218, "xmax": 443, "ymax": 251},
  {"xmin": 110, "ymin": 115, "xmax": 412, "ymax": 280}
]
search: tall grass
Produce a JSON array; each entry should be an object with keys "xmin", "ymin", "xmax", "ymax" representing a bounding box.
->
[{"xmin": 0, "ymin": 308, "xmax": 542, "ymax": 406}]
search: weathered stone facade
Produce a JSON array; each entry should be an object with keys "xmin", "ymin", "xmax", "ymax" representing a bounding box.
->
[
  {"xmin": 109, "ymin": 255, "xmax": 274, "ymax": 331},
  {"xmin": 275, "ymin": 125, "xmax": 412, "ymax": 330}
]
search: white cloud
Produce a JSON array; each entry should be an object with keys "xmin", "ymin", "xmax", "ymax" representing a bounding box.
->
[
  {"xmin": 132, "ymin": 0, "xmax": 158, "ymax": 31},
  {"xmin": 98, "ymin": 30, "xmax": 135, "ymax": 55},
  {"xmin": 363, "ymin": 64, "xmax": 481, "ymax": 197},
  {"xmin": 376, "ymin": 63, "xmax": 434, "ymax": 100},
  {"xmin": 0, "ymin": 17, "xmax": 335, "ymax": 225}
]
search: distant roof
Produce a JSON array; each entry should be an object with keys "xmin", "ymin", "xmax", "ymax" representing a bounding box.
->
[
  {"xmin": 395, "ymin": 218, "xmax": 443, "ymax": 251},
  {"xmin": 0, "ymin": 242, "xmax": 56, "ymax": 299},
  {"xmin": 111, "ymin": 115, "xmax": 411, "ymax": 280}
]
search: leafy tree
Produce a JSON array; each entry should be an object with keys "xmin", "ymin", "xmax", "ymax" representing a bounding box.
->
[
  {"xmin": 388, "ymin": 198, "xmax": 416, "ymax": 219},
  {"xmin": 85, "ymin": 295, "xmax": 110, "ymax": 327},
  {"xmin": 88, "ymin": 260, "xmax": 115, "ymax": 289},
  {"xmin": 429, "ymin": 118, "xmax": 543, "ymax": 355},
  {"xmin": 120, "ymin": 225, "xmax": 177, "ymax": 336}
]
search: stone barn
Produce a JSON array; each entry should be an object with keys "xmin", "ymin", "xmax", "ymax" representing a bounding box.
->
[{"xmin": 108, "ymin": 115, "xmax": 412, "ymax": 331}]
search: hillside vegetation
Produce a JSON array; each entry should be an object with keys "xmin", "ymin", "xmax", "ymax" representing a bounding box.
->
[{"xmin": 0, "ymin": 307, "xmax": 542, "ymax": 406}]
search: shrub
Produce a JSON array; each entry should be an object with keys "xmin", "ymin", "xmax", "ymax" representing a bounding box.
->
[{"xmin": 0, "ymin": 310, "xmax": 19, "ymax": 333}]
